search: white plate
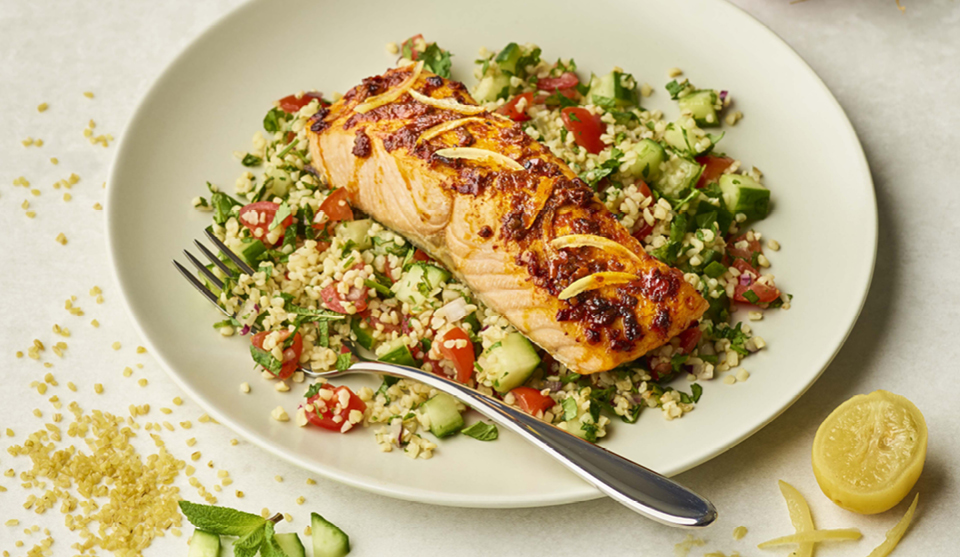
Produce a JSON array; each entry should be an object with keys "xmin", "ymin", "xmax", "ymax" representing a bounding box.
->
[{"xmin": 106, "ymin": 0, "xmax": 876, "ymax": 507}]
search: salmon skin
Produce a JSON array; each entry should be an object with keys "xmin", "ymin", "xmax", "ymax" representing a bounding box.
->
[{"xmin": 306, "ymin": 64, "xmax": 708, "ymax": 374}]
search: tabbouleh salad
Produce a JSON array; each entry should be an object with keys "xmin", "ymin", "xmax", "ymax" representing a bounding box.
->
[{"xmin": 192, "ymin": 35, "xmax": 789, "ymax": 459}]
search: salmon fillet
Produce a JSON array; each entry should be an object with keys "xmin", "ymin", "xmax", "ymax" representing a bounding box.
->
[{"xmin": 306, "ymin": 64, "xmax": 708, "ymax": 374}]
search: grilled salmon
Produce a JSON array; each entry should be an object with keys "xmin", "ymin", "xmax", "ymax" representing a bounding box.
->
[{"xmin": 306, "ymin": 63, "xmax": 708, "ymax": 374}]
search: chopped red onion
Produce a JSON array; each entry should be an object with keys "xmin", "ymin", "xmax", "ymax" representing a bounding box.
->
[
  {"xmin": 253, "ymin": 303, "xmax": 260, "ymax": 312},
  {"xmin": 719, "ymin": 90, "xmax": 728, "ymax": 101},
  {"xmin": 739, "ymin": 274, "xmax": 753, "ymax": 286},
  {"xmin": 543, "ymin": 381, "xmax": 563, "ymax": 392},
  {"xmin": 240, "ymin": 324, "xmax": 251, "ymax": 336}
]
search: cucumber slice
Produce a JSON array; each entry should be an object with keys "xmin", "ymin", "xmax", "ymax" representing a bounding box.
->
[
  {"xmin": 392, "ymin": 263, "xmax": 450, "ymax": 309},
  {"xmin": 350, "ymin": 319, "xmax": 375, "ymax": 351},
  {"xmin": 274, "ymin": 533, "xmax": 306, "ymax": 557},
  {"xmin": 421, "ymin": 393, "xmax": 464, "ymax": 438},
  {"xmin": 653, "ymin": 152, "xmax": 703, "ymax": 198},
  {"xmin": 587, "ymin": 71, "xmax": 638, "ymax": 107},
  {"xmin": 663, "ymin": 119, "xmax": 713, "ymax": 157},
  {"xmin": 485, "ymin": 333, "xmax": 541, "ymax": 393},
  {"xmin": 719, "ymin": 174, "xmax": 770, "ymax": 221},
  {"xmin": 187, "ymin": 530, "xmax": 220, "ymax": 557},
  {"xmin": 241, "ymin": 238, "xmax": 267, "ymax": 265},
  {"xmin": 623, "ymin": 139, "xmax": 665, "ymax": 181},
  {"xmin": 378, "ymin": 339, "xmax": 418, "ymax": 367},
  {"xmin": 473, "ymin": 73, "xmax": 511, "ymax": 103},
  {"xmin": 678, "ymin": 90, "xmax": 720, "ymax": 127},
  {"xmin": 494, "ymin": 43, "xmax": 522, "ymax": 75},
  {"xmin": 564, "ymin": 414, "xmax": 598, "ymax": 441},
  {"xmin": 311, "ymin": 513, "xmax": 350, "ymax": 557},
  {"xmin": 336, "ymin": 219, "xmax": 373, "ymax": 250}
]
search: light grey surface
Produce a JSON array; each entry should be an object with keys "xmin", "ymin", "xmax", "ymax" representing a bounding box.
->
[{"xmin": 0, "ymin": 0, "xmax": 955, "ymax": 555}]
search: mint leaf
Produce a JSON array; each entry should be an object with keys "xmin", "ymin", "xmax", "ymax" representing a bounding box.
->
[
  {"xmin": 561, "ymin": 397, "xmax": 578, "ymax": 421},
  {"xmin": 419, "ymin": 43, "xmax": 452, "ymax": 78},
  {"xmin": 178, "ymin": 501, "xmax": 266, "ymax": 537},
  {"xmin": 304, "ymin": 383, "xmax": 327, "ymax": 399},
  {"xmin": 690, "ymin": 383, "xmax": 703, "ymax": 403},
  {"xmin": 336, "ymin": 352, "xmax": 352, "ymax": 371},
  {"xmin": 269, "ymin": 202, "xmax": 292, "ymax": 231},
  {"xmin": 250, "ymin": 345, "xmax": 282, "ymax": 376},
  {"xmin": 233, "ymin": 526, "xmax": 266, "ymax": 557},
  {"xmin": 461, "ymin": 422, "xmax": 498, "ymax": 441},
  {"xmin": 259, "ymin": 523, "xmax": 292, "ymax": 557}
]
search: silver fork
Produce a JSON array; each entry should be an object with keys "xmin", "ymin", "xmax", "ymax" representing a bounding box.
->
[{"xmin": 173, "ymin": 231, "xmax": 718, "ymax": 528}]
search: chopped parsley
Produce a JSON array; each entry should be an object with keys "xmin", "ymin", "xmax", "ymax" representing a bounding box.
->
[
  {"xmin": 461, "ymin": 422, "xmax": 499, "ymax": 441},
  {"xmin": 419, "ymin": 43, "xmax": 453, "ymax": 78},
  {"xmin": 241, "ymin": 153, "xmax": 262, "ymax": 167}
]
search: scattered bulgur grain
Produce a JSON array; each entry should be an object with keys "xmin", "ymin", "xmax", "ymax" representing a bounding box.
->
[
  {"xmin": 35, "ymin": 139, "xmax": 44, "ymax": 146},
  {"xmin": 191, "ymin": 451, "xmax": 201, "ymax": 461},
  {"xmin": 640, "ymin": 83, "xmax": 654, "ymax": 98},
  {"xmin": 37, "ymin": 103, "xmax": 48, "ymax": 112},
  {"xmin": 723, "ymin": 375, "xmax": 737, "ymax": 385},
  {"xmin": 229, "ymin": 438, "xmax": 239, "ymax": 446},
  {"xmin": 296, "ymin": 496, "xmax": 305, "ymax": 505},
  {"xmin": 240, "ymin": 382, "xmax": 251, "ymax": 393},
  {"xmin": 284, "ymin": 513, "xmax": 293, "ymax": 523},
  {"xmin": 260, "ymin": 508, "xmax": 270, "ymax": 519},
  {"xmin": 736, "ymin": 369, "xmax": 751, "ymax": 382},
  {"xmin": 21, "ymin": 200, "xmax": 29, "ymax": 209},
  {"xmin": 91, "ymin": 319, "xmax": 100, "ymax": 328},
  {"xmin": 180, "ymin": 421, "xmax": 192, "ymax": 429},
  {"xmin": 173, "ymin": 397, "xmax": 183, "ymax": 406},
  {"xmin": 94, "ymin": 383, "xmax": 104, "ymax": 394},
  {"xmin": 160, "ymin": 407, "xmax": 172, "ymax": 414},
  {"xmin": 733, "ymin": 526, "xmax": 748, "ymax": 540},
  {"xmin": 386, "ymin": 42, "xmax": 399, "ymax": 54},
  {"xmin": 668, "ymin": 67, "xmax": 683, "ymax": 77},
  {"xmin": 136, "ymin": 346, "xmax": 146, "ymax": 354},
  {"xmin": 31, "ymin": 188, "xmax": 41, "ymax": 196},
  {"xmin": 236, "ymin": 490, "xmax": 244, "ymax": 498},
  {"xmin": 5, "ymin": 428, "xmax": 13, "ymax": 437},
  {"xmin": 16, "ymin": 351, "xmax": 23, "ymax": 358},
  {"xmin": 767, "ymin": 239, "xmax": 780, "ymax": 251},
  {"xmin": 306, "ymin": 478, "xmax": 316, "ymax": 485},
  {"xmin": 275, "ymin": 475, "xmax": 283, "ymax": 482},
  {"xmin": 67, "ymin": 382, "xmax": 76, "ymax": 392},
  {"xmin": 123, "ymin": 367, "xmax": 133, "ymax": 377},
  {"xmin": 725, "ymin": 110, "xmax": 743, "ymax": 126},
  {"xmin": 50, "ymin": 157, "xmax": 58, "ymax": 165},
  {"xmin": 22, "ymin": 137, "xmax": 34, "ymax": 146},
  {"xmin": 5, "ymin": 519, "xmax": 19, "ymax": 526},
  {"xmin": 275, "ymin": 382, "xmax": 290, "ymax": 392},
  {"xmin": 271, "ymin": 406, "xmax": 290, "ymax": 422},
  {"xmin": 93, "ymin": 202, "xmax": 102, "ymax": 210},
  {"xmin": 63, "ymin": 193, "xmax": 72, "ymax": 201},
  {"xmin": 25, "ymin": 211, "xmax": 36, "ymax": 218},
  {"xmin": 83, "ymin": 91, "xmax": 94, "ymax": 98},
  {"xmin": 112, "ymin": 341, "xmax": 121, "ymax": 350},
  {"xmin": 138, "ymin": 378, "xmax": 148, "ymax": 387}
]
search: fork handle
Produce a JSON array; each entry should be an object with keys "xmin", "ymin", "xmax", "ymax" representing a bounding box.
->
[{"xmin": 347, "ymin": 362, "xmax": 716, "ymax": 527}]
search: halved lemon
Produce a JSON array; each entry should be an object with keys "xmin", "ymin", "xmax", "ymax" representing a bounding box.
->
[{"xmin": 812, "ymin": 390, "xmax": 926, "ymax": 514}]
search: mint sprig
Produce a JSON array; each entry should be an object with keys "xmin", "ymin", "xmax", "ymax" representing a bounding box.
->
[{"xmin": 179, "ymin": 500, "xmax": 290, "ymax": 557}]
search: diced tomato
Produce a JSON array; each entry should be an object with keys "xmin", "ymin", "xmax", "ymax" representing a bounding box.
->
[
  {"xmin": 401, "ymin": 34, "xmax": 424, "ymax": 60},
  {"xmin": 251, "ymin": 330, "xmax": 302, "ymax": 379},
  {"xmin": 734, "ymin": 279, "xmax": 781, "ymax": 305},
  {"xmin": 437, "ymin": 327, "xmax": 475, "ymax": 384},
  {"xmin": 238, "ymin": 201, "xmax": 294, "ymax": 247},
  {"xmin": 638, "ymin": 181, "xmax": 652, "ymax": 198},
  {"xmin": 727, "ymin": 232, "xmax": 762, "ymax": 261},
  {"xmin": 560, "ymin": 107, "xmax": 606, "ymax": 155},
  {"xmin": 695, "ymin": 155, "xmax": 735, "ymax": 189},
  {"xmin": 412, "ymin": 248, "xmax": 433, "ymax": 263},
  {"xmin": 647, "ymin": 356, "xmax": 674, "ymax": 382},
  {"xmin": 731, "ymin": 258, "xmax": 759, "ymax": 277},
  {"xmin": 537, "ymin": 72, "xmax": 579, "ymax": 91},
  {"xmin": 320, "ymin": 283, "xmax": 368, "ymax": 314},
  {"xmin": 496, "ymin": 92, "xmax": 534, "ymax": 122},
  {"xmin": 304, "ymin": 385, "xmax": 367, "ymax": 432},
  {"xmin": 677, "ymin": 326, "xmax": 702, "ymax": 354},
  {"xmin": 511, "ymin": 387, "xmax": 554, "ymax": 416},
  {"xmin": 278, "ymin": 92, "xmax": 328, "ymax": 114},
  {"xmin": 313, "ymin": 188, "xmax": 353, "ymax": 232}
]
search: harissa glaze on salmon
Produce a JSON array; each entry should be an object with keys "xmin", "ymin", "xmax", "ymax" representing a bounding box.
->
[{"xmin": 306, "ymin": 63, "xmax": 709, "ymax": 374}]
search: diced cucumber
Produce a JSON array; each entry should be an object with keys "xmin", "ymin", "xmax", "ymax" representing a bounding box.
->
[
  {"xmin": 336, "ymin": 219, "xmax": 373, "ymax": 250},
  {"xmin": 719, "ymin": 174, "xmax": 770, "ymax": 221},
  {"xmin": 663, "ymin": 119, "xmax": 713, "ymax": 157},
  {"xmin": 587, "ymin": 71, "xmax": 638, "ymax": 107},
  {"xmin": 564, "ymin": 414, "xmax": 598, "ymax": 441},
  {"xmin": 350, "ymin": 319, "xmax": 375, "ymax": 351},
  {"xmin": 473, "ymin": 73, "xmax": 512, "ymax": 103},
  {"xmin": 653, "ymin": 152, "xmax": 703, "ymax": 197},
  {"xmin": 623, "ymin": 139, "xmax": 665, "ymax": 181},
  {"xmin": 311, "ymin": 513, "xmax": 350, "ymax": 557},
  {"xmin": 187, "ymin": 530, "xmax": 220, "ymax": 557},
  {"xmin": 421, "ymin": 393, "xmax": 464, "ymax": 438},
  {"xmin": 274, "ymin": 533, "xmax": 306, "ymax": 557},
  {"xmin": 378, "ymin": 339, "xmax": 418, "ymax": 367},
  {"xmin": 678, "ymin": 90, "xmax": 720, "ymax": 127},
  {"xmin": 494, "ymin": 43, "xmax": 522, "ymax": 75},
  {"xmin": 485, "ymin": 333, "xmax": 541, "ymax": 393},
  {"xmin": 392, "ymin": 263, "xmax": 450, "ymax": 308},
  {"xmin": 241, "ymin": 238, "xmax": 267, "ymax": 265}
]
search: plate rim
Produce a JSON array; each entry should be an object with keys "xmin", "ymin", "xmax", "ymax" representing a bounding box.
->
[{"xmin": 104, "ymin": 0, "xmax": 878, "ymax": 508}]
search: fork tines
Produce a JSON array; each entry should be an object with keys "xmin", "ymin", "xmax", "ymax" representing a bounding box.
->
[{"xmin": 172, "ymin": 229, "xmax": 253, "ymax": 319}]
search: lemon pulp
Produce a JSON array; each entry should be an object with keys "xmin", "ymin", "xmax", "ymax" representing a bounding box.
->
[{"xmin": 811, "ymin": 390, "xmax": 926, "ymax": 514}]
